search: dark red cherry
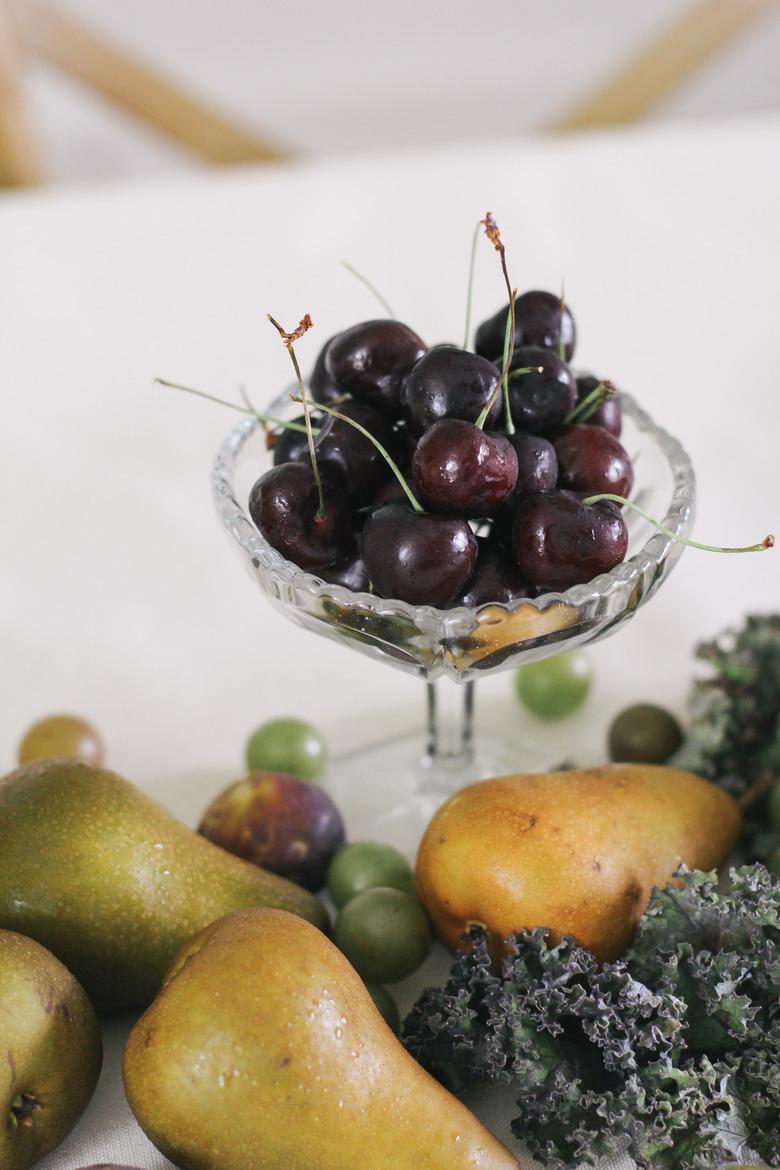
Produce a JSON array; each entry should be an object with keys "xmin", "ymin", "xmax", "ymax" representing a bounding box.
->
[
  {"xmin": 575, "ymin": 374, "xmax": 622, "ymax": 437},
  {"xmin": 454, "ymin": 538, "xmax": 531, "ymax": 607},
  {"xmin": 507, "ymin": 346, "xmax": 577, "ymax": 434},
  {"xmin": 317, "ymin": 542, "xmax": 369, "ymax": 592},
  {"xmin": 402, "ymin": 345, "xmax": 502, "ymax": 437},
  {"xmin": 309, "ymin": 335, "xmax": 343, "ymax": 405},
  {"xmin": 325, "ymin": 320, "xmax": 426, "ymax": 416},
  {"xmin": 412, "ymin": 419, "xmax": 518, "ymax": 517},
  {"xmin": 314, "ymin": 399, "xmax": 396, "ymax": 504},
  {"xmin": 372, "ymin": 471, "xmax": 419, "ymax": 509},
  {"xmin": 248, "ymin": 462, "xmax": 352, "ymax": 571},
  {"xmin": 362, "ymin": 502, "xmax": 478, "ymax": 606},
  {"xmin": 506, "ymin": 431, "xmax": 558, "ymax": 495},
  {"xmin": 553, "ymin": 424, "xmax": 634, "ymax": 499},
  {"xmin": 475, "ymin": 290, "xmax": 576, "ymax": 363},
  {"xmin": 271, "ymin": 415, "xmax": 318, "ymax": 467},
  {"xmin": 512, "ymin": 490, "xmax": 628, "ymax": 590}
]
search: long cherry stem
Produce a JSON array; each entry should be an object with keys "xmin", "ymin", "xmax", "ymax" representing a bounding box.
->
[
  {"xmin": 341, "ymin": 261, "xmax": 396, "ymax": 317},
  {"xmin": 462, "ymin": 220, "xmax": 481, "ymax": 350},
  {"xmin": 268, "ymin": 314, "xmax": 324, "ymax": 518},
  {"xmin": 155, "ymin": 378, "xmax": 316, "ymax": 435},
  {"xmin": 290, "ymin": 395, "xmax": 425, "ymax": 515},
  {"xmin": 563, "ymin": 381, "xmax": 614, "ymax": 426},
  {"xmin": 581, "ymin": 493, "xmax": 775, "ymax": 554}
]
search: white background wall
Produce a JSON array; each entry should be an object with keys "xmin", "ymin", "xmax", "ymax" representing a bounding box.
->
[{"xmin": 16, "ymin": 0, "xmax": 780, "ymax": 185}]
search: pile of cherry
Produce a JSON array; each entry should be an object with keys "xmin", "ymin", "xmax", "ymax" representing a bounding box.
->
[{"xmin": 249, "ymin": 290, "xmax": 636, "ymax": 608}]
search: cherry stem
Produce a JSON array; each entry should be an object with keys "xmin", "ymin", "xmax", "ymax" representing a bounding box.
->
[
  {"xmin": 341, "ymin": 261, "xmax": 396, "ymax": 317},
  {"xmin": 475, "ymin": 360, "xmax": 543, "ymax": 430},
  {"xmin": 558, "ymin": 281, "xmax": 566, "ymax": 361},
  {"xmin": 462, "ymin": 220, "xmax": 481, "ymax": 350},
  {"xmin": 563, "ymin": 381, "xmax": 614, "ymax": 426},
  {"xmin": 581, "ymin": 493, "xmax": 775, "ymax": 554},
  {"xmin": 155, "ymin": 378, "xmax": 317, "ymax": 435},
  {"xmin": 290, "ymin": 395, "xmax": 425, "ymax": 515},
  {"xmin": 500, "ymin": 298, "xmax": 516, "ymax": 435},
  {"xmin": 268, "ymin": 314, "xmax": 325, "ymax": 519}
]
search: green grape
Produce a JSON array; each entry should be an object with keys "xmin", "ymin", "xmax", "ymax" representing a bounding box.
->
[
  {"xmin": 327, "ymin": 841, "xmax": 414, "ymax": 908},
  {"xmin": 245, "ymin": 717, "xmax": 327, "ymax": 782},
  {"xmin": 608, "ymin": 703, "xmax": 683, "ymax": 765},
  {"xmin": 333, "ymin": 887, "xmax": 431, "ymax": 984},
  {"xmin": 18, "ymin": 714, "xmax": 104, "ymax": 767},
  {"xmin": 515, "ymin": 651, "xmax": 591, "ymax": 720}
]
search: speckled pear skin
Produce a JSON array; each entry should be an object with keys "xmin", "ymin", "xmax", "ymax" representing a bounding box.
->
[
  {"xmin": 0, "ymin": 760, "xmax": 328, "ymax": 1012},
  {"xmin": 0, "ymin": 929, "xmax": 102, "ymax": 1170},
  {"xmin": 416, "ymin": 764, "xmax": 741, "ymax": 963},
  {"xmin": 124, "ymin": 908, "xmax": 520, "ymax": 1170}
]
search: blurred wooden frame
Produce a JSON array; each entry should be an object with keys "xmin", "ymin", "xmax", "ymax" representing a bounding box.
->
[{"xmin": 0, "ymin": 0, "xmax": 777, "ymax": 188}]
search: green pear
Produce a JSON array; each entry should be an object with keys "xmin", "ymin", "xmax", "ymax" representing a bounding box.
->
[
  {"xmin": 124, "ymin": 908, "xmax": 520, "ymax": 1170},
  {"xmin": 0, "ymin": 760, "xmax": 328, "ymax": 1011},
  {"xmin": 0, "ymin": 929, "xmax": 102, "ymax": 1170}
]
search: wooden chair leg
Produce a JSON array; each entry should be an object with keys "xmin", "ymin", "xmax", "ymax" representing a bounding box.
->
[
  {"xmin": 14, "ymin": 0, "xmax": 290, "ymax": 165},
  {"xmin": 550, "ymin": 0, "xmax": 777, "ymax": 132},
  {"xmin": 0, "ymin": 0, "xmax": 44, "ymax": 187}
]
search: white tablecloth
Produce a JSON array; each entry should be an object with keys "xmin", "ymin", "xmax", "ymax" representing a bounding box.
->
[{"xmin": 2, "ymin": 117, "xmax": 779, "ymax": 1169}]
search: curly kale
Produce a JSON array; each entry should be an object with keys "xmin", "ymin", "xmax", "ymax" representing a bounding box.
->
[
  {"xmin": 676, "ymin": 614, "xmax": 780, "ymax": 858},
  {"xmin": 403, "ymin": 865, "xmax": 780, "ymax": 1170}
]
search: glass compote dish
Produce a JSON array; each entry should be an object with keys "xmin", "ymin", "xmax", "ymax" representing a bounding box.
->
[{"xmin": 213, "ymin": 387, "xmax": 695, "ymax": 850}]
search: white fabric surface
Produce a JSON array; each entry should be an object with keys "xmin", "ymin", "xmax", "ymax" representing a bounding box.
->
[{"xmin": 2, "ymin": 118, "xmax": 779, "ymax": 1168}]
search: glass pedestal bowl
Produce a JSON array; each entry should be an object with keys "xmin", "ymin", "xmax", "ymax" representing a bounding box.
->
[{"xmin": 213, "ymin": 390, "xmax": 695, "ymax": 850}]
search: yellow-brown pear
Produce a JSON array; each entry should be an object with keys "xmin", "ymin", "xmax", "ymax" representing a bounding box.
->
[
  {"xmin": 416, "ymin": 764, "xmax": 740, "ymax": 962},
  {"xmin": 123, "ymin": 908, "xmax": 520, "ymax": 1170}
]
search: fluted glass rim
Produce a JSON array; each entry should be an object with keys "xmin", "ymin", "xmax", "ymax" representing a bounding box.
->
[{"xmin": 212, "ymin": 388, "xmax": 696, "ymax": 636}]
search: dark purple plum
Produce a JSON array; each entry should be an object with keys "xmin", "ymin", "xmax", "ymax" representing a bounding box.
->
[
  {"xmin": 454, "ymin": 538, "xmax": 532, "ymax": 608},
  {"xmin": 402, "ymin": 345, "xmax": 502, "ymax": 437},
  {"xmin": 507, "ymin": 346, "xmax": 577, "ymax": 434},
  {"xmin": 314, "ymin": 399, "xmax": 396, "ymax": 503},
  {"xmin": 513, "ymin": 490, "xmax": 628, "ymax": 590},
  {"xmin": 412, "ymin": 419, "xmax": 518, "ymax": 517},
  {"xmin": 309, "ymin": 334, "xmax": 343, "ymax": 404},
  {"xmin": 553, "ymin": 424, "xmax": 634, "ymax": 499},
  {"xmin": 475, "ymin": 290, "xmax": 576, "ymax": 363},
  {"xmin": 575, "ymin": 374, "xmax": 622, "ymax": 437},
  {"xmin": 362, "ymin": 502, "xmax": 478, "ymax": 606},
  {"xmin": 248, "ymin": 462, "xmax": 352, "ymax": 570},
  {"xmin": 325, "ymin": 320, "xmax": 426, "ymax": 415}
]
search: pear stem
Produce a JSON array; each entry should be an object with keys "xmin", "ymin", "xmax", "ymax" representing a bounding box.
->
[
  {"xmin": 462, "ymin": 220, "xmax": 481, "ymax": 350},
  {"xmin": 581, "ymin": 493, "xmax": 775, "ymax": 554},
  {"xmin": 563, "ymin": 381, "xmax": 614, "ymax": 426},
  {"xmin": 291, "ymin": 395, "xmax": 425, "ymax": 515},
  {"xmin": 268, "ymin": 314, "xmax": 325, "ymax": 519},
  {"xmin": 155, "ymin": 378, "xmax": 317, "ymax": 435},
  {"xmin": 341, "ymin": 261, "xmax": 396, "ymax": 317}
]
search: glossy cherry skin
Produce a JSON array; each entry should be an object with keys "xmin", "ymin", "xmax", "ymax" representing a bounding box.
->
[
  {"xmin": 325, "ymin": 320, "xmax": 426, "ymax": 415},
  {"xmin": 553, "ymin": 424, "xmax": 634, "ymax": 499},
  {"xmin": 507, "ymin": 346, "xmax": 577, "ymax": 434},
  {"xmin": 402, "ymin": 344, "xmax": 502, "ymax": 437},
  {"xmin": 575, "ymin": 374, "xmax": 622, "ymax": 437},
  {"xmin": 362, "ymin": 502, "xmax": 478, "ymax": 606},
  {"xmin": 314, "ymin": 399, "xmax": 396, "ymax": 503},
  {"xmin": 271, "ymin": 415, "xmax": 317, "ymax": 467},
  {"xmin": 454, "ymin": 538, "xmax": 532, "ymax": 607},
  {"xmin": 475, "ymin": 290, "xmax": 576, "ymax": 363},
  {"xmin": 412, "ymin": 419, "xmax": 518, "ymax": 517},
  {"xmin": 512, "ymin": 490, "xmax": 628, "ymax": 590},
  {"xmin": 309, "ymin": 335, "xmax": 343, "ymax": 405},
  {"xmin": 506, "ymin": 431, "xmax": 558, "ymax": 496},
  {"xmin": 318, "ymin": 542, "xmax": 370, "ymax": 591},
  {"xmin": 248, "ymin": 462, "xmax": 353, "ymax": 570}
]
